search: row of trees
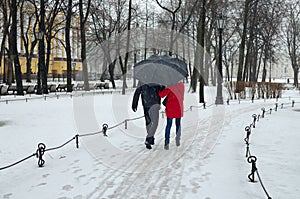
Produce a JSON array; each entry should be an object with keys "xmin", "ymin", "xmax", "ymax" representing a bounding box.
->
[
  {"xmin": 0, "ymin": 0, "xmax": 91, "ymax": 94},
  {"xmin": 0, "ymin": 0, "xmax": 300, "ymax": 100}
]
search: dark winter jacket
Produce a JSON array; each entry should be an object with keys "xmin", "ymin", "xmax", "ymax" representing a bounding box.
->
[{"xmin": 132, "ymin": 82, "xmax": 163, "ymax": 111}]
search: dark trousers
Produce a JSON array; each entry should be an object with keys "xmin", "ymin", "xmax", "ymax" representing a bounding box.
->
[
  {"xmin": 144, "ymin": 104, "xmax": 160, "ymax": 138},
  {"xmin": 165, "ymin": 118, "xmax": 181, "ymax": 145}
]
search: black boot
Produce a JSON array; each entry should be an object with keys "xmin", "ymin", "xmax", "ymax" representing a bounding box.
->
[
  {"xmin": 145, "ymin": 137, "xmax": 152, "ymax": 149},
  {"xmin": 149, "ymin": 136, "xmax": 155, "ymax": 145}
]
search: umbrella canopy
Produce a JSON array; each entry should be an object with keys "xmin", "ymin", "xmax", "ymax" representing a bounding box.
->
[{"xmin": 133, "ymin": 54, "xmax": 188, "ymax": 85}]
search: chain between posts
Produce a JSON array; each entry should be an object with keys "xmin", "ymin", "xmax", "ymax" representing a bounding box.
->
[
  {"xmin": 189, "ymin": 102, "xmax": 209, "ymax": 111},
  {"xmin": 0, "ymin": 114, "xmax": 141, "ymax": 170},
  {"xmin": 256, "ymin": 170, "xmax": 273, "ymax": 199},
  {"xmin": 280, "ymin": 101, "xmax": 295, "ymax": 109},
  {"xmin": 244, "ymin": 105, "xmax": 280, "ymax": 199}
]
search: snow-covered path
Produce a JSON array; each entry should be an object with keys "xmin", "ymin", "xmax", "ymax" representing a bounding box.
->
[{"xmin": 0, "ymin": 88, "xmax": 299, "ymax": 199}]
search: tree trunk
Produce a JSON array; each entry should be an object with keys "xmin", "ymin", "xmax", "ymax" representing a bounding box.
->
[
  {"xmin": 198, "ymin": 0, "xmax": 206, "ymax": 103},
  {"xmin": 122, "ymin": 0, "xmax": 132, "ymax": 95},
  {"xmin": 10, "ymin": 0, "xmax": 23, "ymax": 95},
  {"xmin": 237, "ymin": 0, "xmax": 251, "ymax": 81},
  {"xmin": 79, "ymin": 0, "xmax": 91, "ymax": 91},
  {"xmin": 39, "ymin": 0, "xmax": 48, "ymax": 94},
  {"xmin": 109, "ymin": 59, "xmax": 117, "ymax": 89},
  {"xmin": 7, "ymin": 53, "xmax": 13, "ymax": 86},
  {"xmin": 262, "ymin": 58, "xmax": 267, "ymax": 82},
  {"xmin": 0, "ymin": 0, "xmax": 9, "ymax": 83},
  {"xmin": 293, "ymin": 67, "xmax": 299, "ymax": 87},
  {"xmin": 250, "ymin": 41, "xmax": 258, "ymax": 82},
  {"xmin": 26, "ymin": 59, "xmax": 32, "ymax": 82},
  {"xmin": 66, "ymin": 0, "xmax": 73, "ymax": 92},
  {"xmin": 100, "ymin": 57, "xmax": 107, "ymax": 82}
]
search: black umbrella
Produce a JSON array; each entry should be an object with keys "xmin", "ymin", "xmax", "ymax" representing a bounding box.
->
[{"xmin": 133, "ymin": 54, "xmax": 188, "ymax": 85}]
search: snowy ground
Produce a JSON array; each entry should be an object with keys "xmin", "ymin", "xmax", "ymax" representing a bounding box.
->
[{"xmin": 0, "ymin": 84, "xmax": 299, "ymax": 199}]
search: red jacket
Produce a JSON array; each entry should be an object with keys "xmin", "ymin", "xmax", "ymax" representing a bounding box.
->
[{"xmin": 159, "ymin": 82, "xmax": 184, "ymax": 118}]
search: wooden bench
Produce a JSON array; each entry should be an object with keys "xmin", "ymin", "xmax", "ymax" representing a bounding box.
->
[
  {"xmin": 89, "ymin": 83, "xmax": 95, "ymax": 90},
  {"xmin": 0, "ymin": 85, "xmax": 8, "ymax": 95},
  {"xmin": 56, "ymin": 84, "xmax": 67, "ymax": 92},
  {"xmin": 23, "ymin": 85, "xmax": 36, "ymax": 94},
  {"xmin": 72, "ymin": 84, "xmax": 76, "ymax": 91},
  {"xmin": 94, "ymin": 82, "xmax": 105, "ymax": 89},
  {"xmin": 48, "ymin": 84, "xmax": 57, "ymax": 92},
  {"xmin": 76, "ymin": 83, "xmax": 84, "ymax": 90},
  {"xmin": 6, "ymin": 85, "xmax": 37, "ymax": 95},
  {"xmin": 7, "ymin": 85, "xmax": 18, "ymax": 94},
  {"xmin": 27, "ymin": 85, "xmax": 36, "ymax": 94},
  {"xmin": 95, "ymin": 82, "xmax": 109, "ymax": 89},
  {"xmin": 103, "ymin": 82, "xmax": 109, "ymax": 89}
]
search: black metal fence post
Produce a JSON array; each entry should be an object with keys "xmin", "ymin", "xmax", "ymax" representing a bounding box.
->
[
  {"xmin": 252, "ymin": 114, "xmax": 257, "ymax": 128},
  {"xmin": 292, "ymin": 100, "xmax": 295, "ymax": 107},
  {"xmin": 261, "ymin": 108, "xmax": 265, "ymax": 118},
  {"xmin": 102, "ymin": 124, "xmax": 108, "ymax": 136},
  {"xmin": 36, "ymin": 143, "xmax": 46, "ymax": 167},
  {"xmin": 75, "ymin": 134, "xmax": 79, "ymax": 148},
  {"xmin": 247, "ymin": 155, "xmax": 257, "ymax": 182}
]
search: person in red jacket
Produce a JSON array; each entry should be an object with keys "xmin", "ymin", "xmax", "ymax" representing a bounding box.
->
[{"xmin": 158, "ymin": 82, "xmax": 184, "ymax": 150}]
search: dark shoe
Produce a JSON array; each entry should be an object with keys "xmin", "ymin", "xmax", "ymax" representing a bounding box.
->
[
  {"xmin": 145, "ymin": 141, "xmax": 152, "ymax": 149},
  {"xmin": 149, "ymin": 136, "xmax": 155, "ymax": 145},
  {"xmin": 146, "ymin": 136, "xmax": 155, "ymax": 145},
  {"xmin": 164, "ymin": 144, "xmax": 169, "ymax": 150},
  {"xmin": 176, "ymin": 139, "xmax": 180, "ymax": 147},
  {"xmin": 175, "ymin": 137, "xmax": 180, "ymax": 146}
]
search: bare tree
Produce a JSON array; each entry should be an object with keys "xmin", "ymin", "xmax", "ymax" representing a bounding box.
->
[
  {"xmin": 88, "ymin": 0, "xmax": 131, "ymax": 89},
  {"xmin": 38, "ymin": 0, "xmax": 47, "ymax": 94},
  {"xmin": 44, "ymin": 0, "xmax": 62, "ymax": 76},
  {"xmin": 0, "ymin": 0, "xmax": 10, "ymax": 84},
  {"xmin": 237, "ymin": 0, "xmax": 252, "ymax": 82},
  {"xmin": 79, "ymin": 0, "xmax": 91, "ymax": 91},
  {"xmin": 155, "ymin": 0, "xmax": 182, "ymax": 55},
  {"xmin": 19, "ymin": 0, "xmax": 39, "ymax": 83},
  {"xmin": 285, "ymin": 2, "xmax": 300, "ymax": 87},
  {"xmin": 191, "ymin": 0, "xmax": 206, "ymax": 103},
  {"xmin": 65, "ymin": 0, "xmax": 73, "ymax": 92},
  {"xmin": 9, "ymin": 0, "xmax": 23, "ymax": 94},
  {"xmin": 255, "ymin": 1, "xmax": 283, "ymax": 83},
  {"xmin": 122, "ymin": 0, "xmax": 132, "ymax": 94}
]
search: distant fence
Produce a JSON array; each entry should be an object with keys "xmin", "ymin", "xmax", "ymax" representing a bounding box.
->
[
  {"xmin": 225, "ymin": 81, "xmax": 283, "ymax": 100},
  {"xmin": 0, "ymin": 82, "xmax": 110, "ymax": 96}
]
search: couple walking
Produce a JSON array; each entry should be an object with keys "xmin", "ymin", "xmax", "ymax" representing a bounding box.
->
[{"xmin": 132, "ymin": 81, "xmax": 184, "ymax": 150}]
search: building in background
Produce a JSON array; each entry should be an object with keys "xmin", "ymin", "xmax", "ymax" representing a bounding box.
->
[{"xmin": 0, "ymin": 5, "xmax": 82, "ymax": 82}]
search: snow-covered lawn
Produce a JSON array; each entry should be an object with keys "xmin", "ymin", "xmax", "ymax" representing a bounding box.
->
[{"xmin": 0, "ymin": 85, "xmax": 299, "ymax": 199}]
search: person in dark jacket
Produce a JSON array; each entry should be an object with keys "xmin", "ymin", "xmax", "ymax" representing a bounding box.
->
[{"xmin": 132, "ymin": 81, "xmax": 163, "ymax": 149}]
